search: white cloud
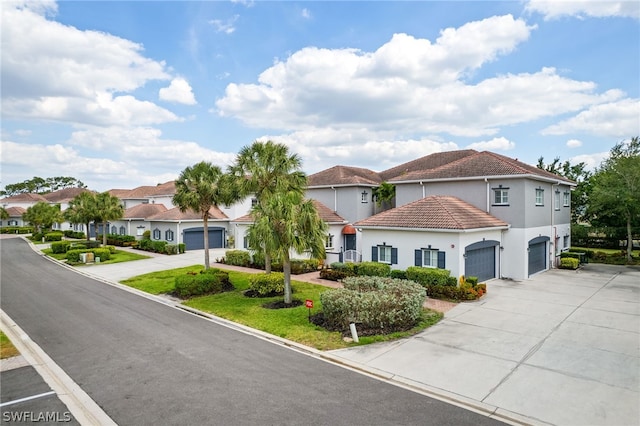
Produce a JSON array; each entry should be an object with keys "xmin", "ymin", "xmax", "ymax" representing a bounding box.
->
[
  {"xmin": 566, "ymin": 139, "xmax": 583, "ymax": 148},
  {"xmin": 541, "ymin": 98, "xmax": 640, "ymax": 138},
  {"xmin": 209, "ymin": 15, "xmax": 239, "ymax": 34},
  {"xmin": 525, "ymin": 0, "xmax": 640, "ymax": 20},
  {"xmin": 301, "ymin": 8, "xmax": 312, "ymax": 19},
  {"xmin": 570, "ymin": 152, "xmax": 609, "ymax": 171},
  {"xmin": 466, "ymin": 137, "xmax": 516, "ymax": 151},
  {"xmin": 159, "ymin": 78, "xmax": 197, "ymax": 105},
  {"xmin": 1, "ymin": 2, "xmax": 177, "ymax": 127}
]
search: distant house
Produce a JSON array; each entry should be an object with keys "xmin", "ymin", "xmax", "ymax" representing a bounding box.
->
[
  {"xmin": 2, "ymin": 206, "xmax": 27, "ymax": 227},
  {"xmin": 147, "ymin": 206, "xmax": 229, "ymax": 250}
]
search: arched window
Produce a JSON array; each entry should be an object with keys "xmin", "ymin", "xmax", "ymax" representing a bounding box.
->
[
  {"xmin": 119, "ymin": 226, "xmax": 126, "ymax": 235},
  {"xmin": 153, "ymin": 228, "xmax": 161, "ymax": 240},
  {"xmin": 165, "ymin": 229, "xmax": 174, "ymax": 241}
]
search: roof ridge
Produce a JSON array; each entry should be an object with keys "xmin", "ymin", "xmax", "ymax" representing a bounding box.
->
[{"xmin": 433, "ymin": 195, "xmax": 464, "ymax": 229}]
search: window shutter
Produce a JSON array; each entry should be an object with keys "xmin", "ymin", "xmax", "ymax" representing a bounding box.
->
[
  {"xmin": 391, "ymin": 248, "xmax": 398, "ymax": 265},
  {"xmin": 414, "ymin": 250, "xmax": 421, "ymax": 266},
  {"xmin": 371, "ymin": 246, "xmax": 378, "ymax": 262},
  {"xmin": 437, "ymin": 251, "xmax": 446, "ymax": 269}
]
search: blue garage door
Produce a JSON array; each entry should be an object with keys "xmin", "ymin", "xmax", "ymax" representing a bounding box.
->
[
  {"xmin": 465, "ymin": 240, "xmax": 499, "ymax": 282},
  {"xmin": 528, "ymin": 236, "xmax": 548, "ymax": 276},
  {"xmin": 183, "ymin": 227, "xmax": 225, "ymax": 250}
]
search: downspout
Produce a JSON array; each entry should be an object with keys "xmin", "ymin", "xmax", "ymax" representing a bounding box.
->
[
  {"xmin": 420, "ymin": 181, "xmax": 425, "ymax": 198},
  {"xmin": 551, "ymin": 183, "xmax": 558, "ymax": 269},
  {"xmin": 331, "ymin": 186, "xmax": 337, "ymax": 212},
  {"xmin": 485, "ymin": 178, "xmax": 490, "ymax": 212},
  {"xmin": 177, "ymin": 221, "xmax": 181, "ymax": 246}
]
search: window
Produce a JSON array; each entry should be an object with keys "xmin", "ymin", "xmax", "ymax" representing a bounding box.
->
[
  {"xmin": 251, "ymin": 198, "xmax": 258, "ymax": 207},
  {"xmin": 563, "ymin": 191, "xmax": 570, "ymax": 207},
  {"xmin": 361, "ymin": 191, "xmax": 368, "ymax": 203},
  {"xmin": 563, "ymin": 235, "xmax": 570, "ymax": 248},
  {"xmin": 493, "ymin": 188, "xmax": 509, "ymax": 205},
  {"xmin": 243, "ymin": 235, "xmax": 249, "ymax": 249},
  {"xmin": 153, "ymin": 228, "xmax": 161, "ymax": 240},
  {"xmin": 137, "ymin": 226, "xmax": 145, "ymax": 236},
  {"xmin": 555, "ymin": 191, "xmax": 561, "ymax": 211},
  {"xmin": 325, "ymin": 234, "xmax": 333, "ymax": 249},
  {"xmin": 422, "ymin": 249, "xmax": 438, "ymax": 268},
  {"xmin": 111, "ymin": 226, "xmax": 117, "ymax": 234},
  {"xmin": 119, "ymin": 226, "xmax": 126, "ymax": 235},
  {"xmin": 165, "ymin": 229, "xmax": 174, "ymax": 241},
  {"xmin": 535, "ymin": 188, "xmax": 544, "ymax": 206},
  {"xmin": 9, "ymin": 220, "xmax": 18, "ymax": 226},
  {"xmin": 378, "ymin": 245, "xmax": 392, "ymax": 263}
]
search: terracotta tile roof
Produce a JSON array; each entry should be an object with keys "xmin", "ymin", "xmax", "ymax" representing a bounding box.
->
[
  {"xmin": 308, "ymin": 165, "xmax": 382, "ymax": 187},
  {"xmin": 148, "ymin": 205, "xmax": 228, "ymax": 221},
  {"xmin": 380, "ymin": 149, "xmax": 478, "ymax": 181},
  {"xmin": 42, "ymin": 188, "xmax": 93, "ymax": 203},
  {"xmin": 355, "ymin": 195, "xmax": 509, "ymax": 230},
  {"xmin": 5, "ymin": 206, "xmax": 26, "ymax": 216},
  {"xmin": 108, "ymin": 189, "xmax": 132, "ymax": 198},
  {"xmin": 389, "ymin": 151, "xmax": 575, "ymax": 184},
  {"xmin": 1, "ymin": 193, "xmax": 48, "ymax": 203},
  {"xmin": 123, "ymin": 203, "xmax": 168, "ymax": 219},
  {"xmin": 115, "ymin": 181, "xmax": 176, "ymax": 199},
  {"xmin": 231, "ymin": 200, "xmax": 347, "ymax": 224}
]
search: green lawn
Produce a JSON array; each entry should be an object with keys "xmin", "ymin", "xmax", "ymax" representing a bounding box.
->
[
  {"xmin": 120, "ymin": 267, "xmax": 443, "ymax": 351},
  {"xmin": 43, "ymin": 248, "xmax": 151, "ymax": 264},
  {"xmin": 1, "ymin": 331, "xmax": 20, "ymax": 359}
]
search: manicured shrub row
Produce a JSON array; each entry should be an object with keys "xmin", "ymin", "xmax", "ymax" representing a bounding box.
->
[
  {"xmin": 136, "ymin": 239, "xmax": 184, "ymax": 255},
  {"xmin": 65, "ymin": 248, "xmax": 111, "ymax": 263},
  {"xmin": 249, "ymin": 272, "xmax": 285, "ymax": 296},
  {"xmin": 320, "ymin": 277, "xmax": 425, "ymax": 333},
  {"xmin": 44, "ymin": 232, "xmax": 64, "ymax": 242},
  {"xmin": 100, "ymin": 234, "xmax": 136, "ymax": 246},
  {"xmin": 174, "ymin": 268, "xmax": 230, "ymax": 298},
  {"xmin": 225, "ymin": 250, "xmax": 251, "ymax": 267},
  {"xmin": 51, "ymin": 241, "xmax": 70, "ymax": 254},
  {"xmin": 406, "ymin": 266, "xmax": 457, "ymax": 286},
  {"xmin": 559, "ymin": 258, "xmax": 579, "ymax": 269},
  {"xmin": 0, "ymin": 226, "xmax": 33, "ymax": 234},
  {"xmin": 425, "ymin": 281, "xmax": 487, "ymax": 301},
  {"xmin": 63, "ymin": 230, "xmax": 86, "ymax": 239}
]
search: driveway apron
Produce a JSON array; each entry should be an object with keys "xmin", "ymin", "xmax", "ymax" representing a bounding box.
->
[{"xmin": 328, "ymin": 265, "xmax": 640, "ymax": 426}]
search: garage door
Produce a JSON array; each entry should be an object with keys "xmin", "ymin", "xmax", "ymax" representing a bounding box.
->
[
  {"xmin": 528, "ymin": 236, "xmax": 548, "ymax": 276},
  {"xmin": 183, "ymin": 227, "xmax": 225, "ymax": 250},
  {"xmin": 464, "ymin": 240, "xmax": 499, "ymax": 282}
]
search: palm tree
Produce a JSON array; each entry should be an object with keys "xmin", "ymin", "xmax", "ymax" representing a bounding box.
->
[
  {"xmin": 64, "ymin": 191, "xmax": 96, "ymax": 241},
  {"xmin": 230, "ymin": 140, "xmax": 307, "ymax": 272},
  {"xmin": 250, "ymin": 191, "xmax": 327, "ymax": 304},
  {"xmin": 173, "ymin": 162, "xmax": 231, "ymax": 269},
  {"xmin": 93, "ymin": 192, "xmax": 124, "ymax": 245},
  {"xmin": 0, "ymin": 207, "xmax": 9, "ymax": 221}
]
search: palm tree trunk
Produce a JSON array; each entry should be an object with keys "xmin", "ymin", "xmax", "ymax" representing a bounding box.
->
[
  {"xmin": 85, "ymin": 222, "xmax": 91, "ymax": 241},
  {"xmin": 626, "ymin": 215, "xmax": 633, "ymax": 262},
  {"xmin": 283, "ymin": 253, "xmax": 292, "ymax": 304},
  {"xmin": 203, "ymin": 215, "xmax": 210, "ymax": 269},
  {"xmin": 264, "ymin": 250, "xmax": 272, "ymax": 274},
  {"xmin": 102, "ymin": 221, "xmax": 108, "ymax": 245}
]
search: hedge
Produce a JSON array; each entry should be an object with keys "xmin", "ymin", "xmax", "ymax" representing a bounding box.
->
[
  {"xmin": 63, "ymin": 230, "xmax": 86, "ymax": 239},
  {"xmin": 174, "ymin": 269, "xmax": 230, "ymax": 298},
  {"xmin": 51, "ymin": 241, "xmax": 71, "ymax": 254},
  {"xmin": 559, "ymin": 258, "xmax": 579, "ymax": 270},
  {"xmin": 406, "ymin": 266, "xmax": 457, "ymax": 286},
  {"xmin": 356, "ymin": 261, "xmax": 391, "ymax": 277},
  {"xmin": 65, "ymin": 248, "xmax": 111, "ymax": 263},
  {"xmin": 0, "ymin": 226, "xmax": 33, "ymax": 234},
  {"xmin": 249, "ymin": 272, "xmax": 285, "ymax": 296},
  {"xmin": 44, "ymin": 232, "xmax": 64, "ymax": 242},
  {"xmin": 225, "ymin": 250, "xmax": 251, "ymax": 267},
  {"xmin": 320, "ymin": 277, "xmax": 425, "ymax": 332}
]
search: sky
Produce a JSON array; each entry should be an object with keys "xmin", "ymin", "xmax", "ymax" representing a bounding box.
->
[{"xmin": 1, "ymin": 0, "xmax": 639, "ymax": 192}]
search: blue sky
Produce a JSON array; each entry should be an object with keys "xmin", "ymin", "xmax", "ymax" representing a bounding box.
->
[{"xmin": 2, "ymin": 0, "xmax": 639, "ymax": 192}]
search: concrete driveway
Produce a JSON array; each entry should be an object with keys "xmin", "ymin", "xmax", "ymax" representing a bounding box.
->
[{"xmin": 328, "ymin": 264, "xmax": 640, "ymax": 426}]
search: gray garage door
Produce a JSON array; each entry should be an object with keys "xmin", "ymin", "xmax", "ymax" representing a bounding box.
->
[
  {"xmin": 528, "ymin": 236, "xmax": 548, "ymax": 276},
  {"xmin": 183, "ymin": 227, "xmax": 225, "ymax": 250},
  {"xmin": 464, "ymin": 240, "xmax": 499, "ymax": 282}
]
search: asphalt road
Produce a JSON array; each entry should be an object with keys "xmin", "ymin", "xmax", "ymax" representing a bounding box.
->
[{"xmin": 1, "ymin": 238, "xmax": 505, "ymax": 425}]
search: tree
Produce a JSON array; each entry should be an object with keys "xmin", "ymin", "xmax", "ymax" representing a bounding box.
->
[
  {"xmin": 372, "ymin": 182, "xmax": 396, "ymax": 212},
  {"xmin": 537, "ymin": 156, "xmax": 592, "ymax": 223},
  {"xmin": 249, "ymin": 191, "xmax": 327, "ymax": 304},
  {"xmin": 230, "ymin": 140, "xmax": 307, "ymax": 273},
  {"xmin": 0, "ymin": 207, "xmax": 9, "ymax": 221},
  {"xmin": 93, "ymin": 192, "xmax": 124, "ymax": 246},
  {"xmin": 173, "ymin": 162, "xmax": 229, "ymax": 269},
  {"xmin": 1, "ymin": 176, "xmax": 86, "ymax": 196},
  {"xmin": 586, "ymin": 137, "xmax": 640, "ymax": 261},
  {"xmin": 22, "ymin": 202, "xmax": 62, "ymax": 233},
  {"xmin": 64, "ymin": 192, "xmax": 97, "ymax": 241}
]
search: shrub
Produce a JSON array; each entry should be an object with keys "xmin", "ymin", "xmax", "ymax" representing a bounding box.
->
[
  {"xmin": 1, "ymin": 226, "xmax": 33, "ymax": 234},
  {"xmin": 63, "ymin": 230, "xmax": 85, "ymax": 239},
  {"xmin": 142, "ymin": 230, "xmax": 151, "ymax": 240},
  {"xmin": 320, "ymin": 277, "xmax": 425, "ymax": 333},
  {"xmin": 51, "ymin": 241, "xmax": 71, "ymax": 254},
  {"xmin": 165, "ymin": 244, "xmax": 178, "ymax": 255},
  {"xmin": 92, "ymin": 248, "xmax": 111, "ymax": 261},
  {"xmin": 225, "ymin": 250, "xmax": 251, "ymax": 267},
  {"xmin": 174, "ymin": 270, "xmax": 227, "ymax": 298},
  {"xmin": 178, "ymin": 244, "xmax": 186, "ymax": 254},
  {"xmin": 65, "ymin": 249, "xmax": 85, "ymax": 263},
  {"xmin": 356, "ymin": 261, "xmax": 391, "ymax": 277},
  {"xmin": 406, "ymin": 266, "xmax": 456, "ymax": 286},
  {"xmin": 104, "ymin": 234, "xmax": 136, "ymax": 246},
  {"xmin": 560, "ymin": 258, "xmax": 579, "ymax": 270},
  {"xmin": 390, "ymin": 269, "xmax": 407, "ymax": 280},
  {"xmin": 290, "ymin": 259, "xmax": 321, "ymax": 274},
  {"xmin": 466, "ymin": 276, "xmax": 479, "ymax": 286},
  {"xmin": 31, "ymin": 232, "xmax": 45, "ymax": 241},
  {"xmin": 249, "ymin": 272, "xmax": 285, "ymax": 296},
  {"xmin": 319, "ymin": 269, "xmax": 350, "ymax": 281}
]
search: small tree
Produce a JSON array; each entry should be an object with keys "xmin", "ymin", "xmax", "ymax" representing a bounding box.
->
[
  {"xmin": 587, "ymin": 137, "xmax": 640, "ymax": 261},
  {"xmin": 22, "ymin": 202, "xmax": 62, "ymax": 233},
  {"xmin": 93, "ymin": 192, "xmax": 124, "ymax": 245},
  {"xmin": 0, "ymin": 207, "xmax": 9, "ymax": 221},
  {"xmin": 64, "ymin": 191, "xmax": 96, "ymax": 241}
]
